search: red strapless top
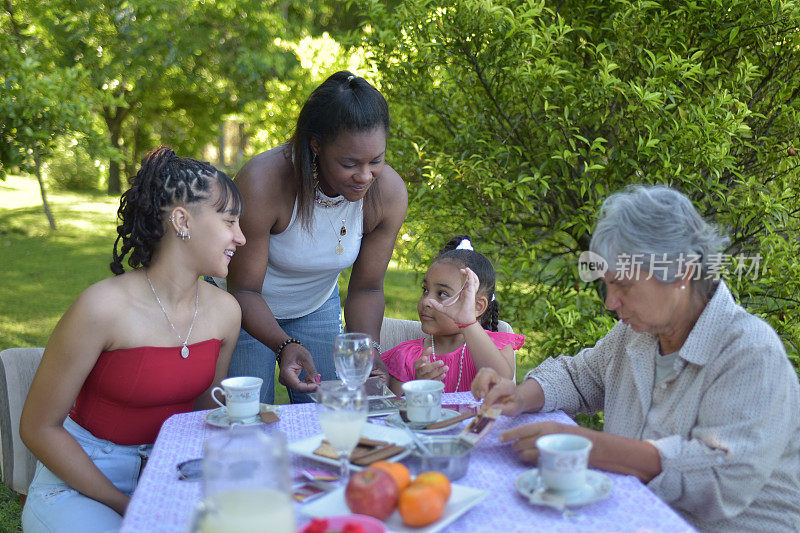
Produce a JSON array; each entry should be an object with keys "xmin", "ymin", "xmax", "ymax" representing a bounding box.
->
[{"xmin": 69, "ymin": 339, "xmax": 221, "ymax": 445}]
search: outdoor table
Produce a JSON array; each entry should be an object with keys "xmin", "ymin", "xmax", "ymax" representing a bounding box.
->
[{"xmin": 120, "ymin": 392, "xmax": 695, "ymax": 532}]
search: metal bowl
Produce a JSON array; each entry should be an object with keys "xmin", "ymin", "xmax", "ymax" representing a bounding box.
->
[{"xmin": 412, "ymin": 435, "xmax": 473, "ymax": 480}]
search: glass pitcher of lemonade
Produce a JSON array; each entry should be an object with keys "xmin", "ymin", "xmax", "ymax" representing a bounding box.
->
[{"xmin": 198, "ymin": 426, "xmax": 295, "ymax": 533}]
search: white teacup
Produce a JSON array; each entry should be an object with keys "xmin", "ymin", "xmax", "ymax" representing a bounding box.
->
[
  {"xmin": 535, "ymin": 433, "xmax": 593, "ymax": 493},
  {"xmin": 211, "ymin": 377, "xmax": 263, "ymax": 421},
  {"xmin": 402, "ymin": 379, "xmax": 444, "ymax": 424}
]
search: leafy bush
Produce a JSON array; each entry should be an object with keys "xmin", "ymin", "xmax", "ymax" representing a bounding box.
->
[
  {"xmin": 357, "ymin": 0, "xmax": 800, "ymax": 373},
  {"xmin": 44, "ymin": 141, "xmax": 104, "ymax": 191}
]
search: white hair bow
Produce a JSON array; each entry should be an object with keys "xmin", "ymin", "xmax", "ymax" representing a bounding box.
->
[{"xmin": 456, "ymin": 238, "xmax": 473, "ymax": 251}]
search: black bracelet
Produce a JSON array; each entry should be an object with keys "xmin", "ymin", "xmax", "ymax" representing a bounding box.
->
[
  {"xmin": 275, "ymin": 337, "xmax": 303, "ymax": 365},
  {"xmin": 372, "ymin": 340, "xmax": 382, "ymax": 354}
]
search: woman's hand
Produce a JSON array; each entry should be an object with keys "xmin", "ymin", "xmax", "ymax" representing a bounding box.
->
[
  {"xmin": 277, "ymin": 343, "xmax": 321, "ymax": 392},
  {"xmin": 472, "ymin": 367, "xmax": 524, "ymax": 416},
  {"xmin": 473, "ymin": 368, "xmax": 546, "ymax": 416},
  {"xmin": 429, "ymin": 268, "xmax": 479, "ymax": 325},
  {"xmin": 500, "ymin": 422, "xmax": 662, "ymax": 482},
  {"xmin": 413, "ymin": 347, "xmax": 448, "ymax": 381},
  {"xmin": 499, "ymin": 421, "xmax": 574, "ymax": 464}
]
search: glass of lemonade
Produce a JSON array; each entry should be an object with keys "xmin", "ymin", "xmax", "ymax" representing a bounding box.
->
[
  {"xmin": 334, "ymin": 332, "xmax": 374, "ymax": 389},
  {"xmin": 198, "ymin": 427, "xmax": 295, "ymax": 533},
  {"xmin": 316, "ymin": 381, "xmax": 367, "ymax": 483}
]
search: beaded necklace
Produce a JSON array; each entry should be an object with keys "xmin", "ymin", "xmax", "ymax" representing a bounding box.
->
[
  {"xmin": 314, "ymin": 186, "xmax": 346, "ymax": 208},
  {"xmin": 430, "ymin": 336, "xmax": 466, "ymax": 392}
]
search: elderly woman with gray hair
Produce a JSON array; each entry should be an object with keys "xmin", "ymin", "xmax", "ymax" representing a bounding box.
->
[{"xmin": 473, "ymin": 185, "xmax": 800, "ymax": 532}]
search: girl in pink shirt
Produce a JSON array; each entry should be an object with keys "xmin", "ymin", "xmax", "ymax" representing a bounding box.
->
[{"xmin": 382, "ymin": 236, "xmax": 524, "ymax": 394}]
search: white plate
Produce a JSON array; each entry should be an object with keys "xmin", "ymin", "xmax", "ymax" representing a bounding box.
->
[
  {"xmin": 301, "ymin": 483, "xmax": 488, "ymax": 533},
  {"xmin": 205, "ymin": 404, "xmax": 280, "ymax": 428},
  {"xmin": 288, "ymin": 423, "xmax": 412, "ymax": 470},
  {"xmin": 515, "ymin": 468, "xmax": 613, "ymax": 509},
  {"xmin": 384, "ymin": 409, "xmax": 463, "ymax": 434}
]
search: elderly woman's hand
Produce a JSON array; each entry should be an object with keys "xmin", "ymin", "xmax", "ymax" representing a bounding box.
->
[
  {"xmin": 472, "ymin": 368, "xmax": 525, "ymax": 416},
  {"xmin": 499, "ymin": 421, "xmax": 574, "ymax": 464},
  {"xmin": 413, "ymin": 347, "xmax": 448, "ymax": 381}
]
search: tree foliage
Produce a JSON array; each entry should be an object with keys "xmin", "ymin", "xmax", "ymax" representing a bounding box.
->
[
  {"xmin": 244, "ymin": 32, "xmax": 373, "ymax": 154},
  {"xmin": 0, "ymin": 18, "xmax": 98, "ymax": 179},
  {"xmin": 0, "ymin": 11, "xmax": 107, "ymax": 228},
  {"xmin": 4, "ymin": 0, "xmax": 315, "ymax": 192},
  {"xmin": 357, "ymin": 0, "xmax": 800, "ymax": 368}
]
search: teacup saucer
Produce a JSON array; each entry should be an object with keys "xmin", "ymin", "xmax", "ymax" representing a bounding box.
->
[
  {"xmin": 515, "ymin": 468, "xmax": 613, "ymax": 509},
  {"xmin": 205, "ymin": 404, "xmax": 280, "ymax": 428},
  {"xmin": 385, "ymin": 409, "xmax": 461, "ymax": 433}
]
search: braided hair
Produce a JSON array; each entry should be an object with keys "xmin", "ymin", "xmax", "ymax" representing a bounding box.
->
[
  {"xmin": 110, "ymin": 146, "xmax": 243, "ymax": 275},
  {"xmin": 434, "ymin": 235, "xmax": 499, "ymax": 331},
  {"xmin": 289, "ymin": 70, "xmax": 390, "ymax": 229}
]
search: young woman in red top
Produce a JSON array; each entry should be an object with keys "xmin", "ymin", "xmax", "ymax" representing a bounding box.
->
[{"xmin": 20, "ymin": 147, "xmax": 245, "ymax": 532}]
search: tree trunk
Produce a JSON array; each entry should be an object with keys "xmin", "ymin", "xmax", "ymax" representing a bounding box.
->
[
  {"xmin": 236, "ymin": 122, "xmax": 246, "ymax": 169},
  {"xmin": 132, "ymin": 117, "xmax": 143, "ymax": 172},
  {"xmin": 34, "ymin": 153, "xmax": 57, "ymax": 230},
  {"xmin": 218, "ymin": 122, "xmax": 226, "ymax": 167},
  {"xmin": 108, "ymin": 126, "xmax": 122, "ymax": 195},
  {"xmin": 103, "ymin": 104, "xmax": 130, "ymax": 195}
]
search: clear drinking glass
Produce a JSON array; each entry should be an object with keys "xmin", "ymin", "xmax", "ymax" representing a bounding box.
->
[
  {"xmin": 334, "ymin": 332, "xmax": 374, "ymax": 389},
  {"xmin": 197, "ymin": 427, "xmax": 295, "ymax": 533},
  {"xmin": 316, "ymin": 381, "xmax": 367, "ymax": 484}
]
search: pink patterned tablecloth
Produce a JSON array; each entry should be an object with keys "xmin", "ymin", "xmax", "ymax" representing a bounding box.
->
[{"xmin": 121, "ymin": 392, "xmax": 694, "ymax": 533}]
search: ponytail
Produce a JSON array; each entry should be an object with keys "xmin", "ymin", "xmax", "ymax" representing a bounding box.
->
[{"xmin": 110, "ymin": 146, "xmax": 242, "ymax": 274}]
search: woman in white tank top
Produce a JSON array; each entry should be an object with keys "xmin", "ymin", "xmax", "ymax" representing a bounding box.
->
[{"xmin": 225, "ymin": 71, "xmax": 408, "ymax": 403}]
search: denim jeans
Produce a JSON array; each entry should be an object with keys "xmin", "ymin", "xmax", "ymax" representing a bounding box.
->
[
  {"xmin": 22, "ymin": 417, "xmax": 151, "ymax": 533},
  {"xmin": 227, "ymin": 290, "xmax": 344, "ymax": 404}
]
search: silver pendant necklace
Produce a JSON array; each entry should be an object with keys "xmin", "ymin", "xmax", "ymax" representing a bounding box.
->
[
  {"xmin": 146, "ymin": 271, "xmax": 199, "ymax": 359},
  {"xmin": 320, "ymin": 201, "xmax": 351, "ymax": 255},
  {"xmin": 430, "ymin": 336, "xmax": 466, "ymax": 392}
]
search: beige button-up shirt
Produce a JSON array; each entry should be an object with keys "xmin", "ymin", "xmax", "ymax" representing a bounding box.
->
[{"xmin": 528, "ymin": 282, "xmax": 800, "ymax": 532}]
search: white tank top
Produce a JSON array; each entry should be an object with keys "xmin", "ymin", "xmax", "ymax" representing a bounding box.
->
[{"xmin": 261, "ymin": 191, "xmax": 364, "ymax": 319}]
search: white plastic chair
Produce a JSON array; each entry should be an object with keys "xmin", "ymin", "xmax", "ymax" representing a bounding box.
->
[{"xmin": 0, "ymin": 346, "xmax": 44, "ymax": 501}]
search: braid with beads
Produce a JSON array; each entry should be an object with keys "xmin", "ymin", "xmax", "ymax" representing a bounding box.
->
[
  {"xmin": 435, "ymin": 235, "xmax": 499, "ymax": 331},
  {"xmin": 110, "ymin": 146, "xmax": 243, "ymax": 275}
]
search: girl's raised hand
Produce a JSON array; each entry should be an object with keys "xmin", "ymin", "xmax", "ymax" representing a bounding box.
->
[
  {"xmin": 413, "ymin": 346, "xmax": 448, "ymax": 381},
  {"xmin": 429, "ymin": 267, "xmax": 479, "ymax": 324}
]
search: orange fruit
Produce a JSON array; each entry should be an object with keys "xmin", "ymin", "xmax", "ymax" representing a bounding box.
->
[
  {"xmin": 412, "ymin": 471, "xmax": 451, "ymax": 502},
  {"xmin": 398, "ymin": 484, "xmax": 446, "ymax": 527},
  {"xmin": 371, "ymin": 461, "xmax": 412, "ymax": 491}
]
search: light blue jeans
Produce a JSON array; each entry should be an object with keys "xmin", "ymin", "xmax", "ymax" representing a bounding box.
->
[
  {"xmin": 227, "ymin": 290, "xmax": 344, "ymax": 404},
  {"xmin": 22, "ymin": 417, "xmax": 151, "ymax": 533}
]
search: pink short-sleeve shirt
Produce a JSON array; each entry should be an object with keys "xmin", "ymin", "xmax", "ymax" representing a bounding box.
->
[{"xmin": 381, "ymin": 330, "xmax": 525, "ymax": 392}]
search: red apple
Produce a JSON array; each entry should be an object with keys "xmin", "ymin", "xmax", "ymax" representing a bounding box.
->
[{"xmin": 345, "ymin": 467, "xmax": 399, "ymax": 520}]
